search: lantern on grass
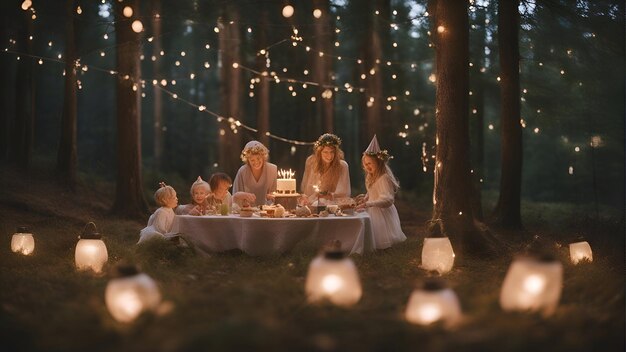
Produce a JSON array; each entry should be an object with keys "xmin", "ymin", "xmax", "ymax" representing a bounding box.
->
[
  {"xmin": 105, "ymin": 264, "xmax": 161, "ymax": 323},
  {"xmin": 75, "ymin": 222, "xmax": 108, "ymax": 273},
  {"xmin": 499, "ymin": 254, "xmax": 563, "ymax": 316},
  {"xmin": 405, "ymin": 279, "xmax": 462, "ymax": 327},
  {"xmin": 305, "ymin": 242, "xmax": 362, "ymax": 307},
  {"xmin": 569, "ymin": 241, "xmax": 593, "ymax": 264},
  {"xmin": 420, "ymin": 234, "xmax": 455, "ymax": 274},
  {"xmin": 11, "ymin": 226, "xmax": 35, "ymax": 255}
]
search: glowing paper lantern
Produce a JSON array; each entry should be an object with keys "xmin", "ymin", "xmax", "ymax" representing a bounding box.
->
[
  {"xmin": 11, "ymin": 226, "xmax": 35, "ymax": 255},
  {"xmin": 569, "ymin": 241, "xmax": 592, "ymax": 264},
  {"xmin": 499, "ymin": 255, "xmax": 563, "ymax": 316},
  {"xmin": 282, "ymin": 5, "xmax": 294, "ymax": 18},
  {"xmin": 405, "ymin": 280, "xmax": 462, "ymax": 327},
  {"xmin": 122, "ymin": 6, "xmax": 133, "ymax": 18},
  {"xmin": 75, "ymin": 222, "xmax": 108, "ymax": 274},
  {"xmin": 305, "ymin": 245, "xmax": 362, "ymax": 306},
  {"xmin": 420, "ymin": 236, "xmax": 455, "ymax": 274},
  {"xmin": 105, "ymin": 264, "xmax": 161, "ymax": 323}
]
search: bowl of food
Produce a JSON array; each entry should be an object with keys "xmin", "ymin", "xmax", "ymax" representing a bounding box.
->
[{"xmin": 239, "ymin": 208, "xmax": 254, "ymax": 217}]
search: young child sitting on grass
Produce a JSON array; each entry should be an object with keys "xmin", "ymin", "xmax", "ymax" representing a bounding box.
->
[
  {"xmin": 177, "ymin": 176, "xmax": 213, "ymax": 216},
  {"xmin": 138, "ymin": 182, "xmax": 178, "ymax": 244}
]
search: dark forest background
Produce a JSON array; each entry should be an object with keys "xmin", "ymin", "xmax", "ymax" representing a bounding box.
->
[{"xmin": 0, "ymin": 0, "xmax": 623, "ymax": 210}]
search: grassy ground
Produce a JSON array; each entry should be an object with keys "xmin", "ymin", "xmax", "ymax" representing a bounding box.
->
[{"xmin": 0, "ymin": 166, "xmax": 624, "ymax": 352}]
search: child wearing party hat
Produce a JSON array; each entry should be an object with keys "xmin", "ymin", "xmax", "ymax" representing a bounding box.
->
[{"xmin": 356, "ymin": 135, "xmax": 406, "ymax": 249}]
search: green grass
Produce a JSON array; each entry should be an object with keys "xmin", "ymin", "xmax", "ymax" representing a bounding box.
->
[{"xmin": 0, "ymin": 167, "xmax": 624, "ymax": 351}]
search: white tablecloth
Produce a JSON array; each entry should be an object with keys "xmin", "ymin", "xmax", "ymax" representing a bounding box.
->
[{"xmin": 167, "ymin": 213, "xmax": 374, "ymax": 256}]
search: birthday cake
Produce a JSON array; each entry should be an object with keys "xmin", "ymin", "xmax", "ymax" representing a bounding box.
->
[{"xmin": 275, "ymin": 169, "xmax": 298, "ymax": 195}]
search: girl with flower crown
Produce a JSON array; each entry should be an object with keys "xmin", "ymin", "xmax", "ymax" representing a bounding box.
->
[
  {"xmin": 233, "ymin": 140, "xmax": 278, "ymax": 206},
  {"xmin": 300, "ymin": 133, "xmax": 351, "ymax": 205},
  {"xmin": 138, "ymin": 182, "xmax": 178, "ymax": 244},
  {"xmin": 355, "ymin": 135, "xmax": 406, "ymax": 249}
]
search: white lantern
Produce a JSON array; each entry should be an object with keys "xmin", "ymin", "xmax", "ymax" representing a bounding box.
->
[
  {"xmin": 420, "ymin": 236, "xmax": 455, "ymax": 274},
  {"xmin": 74, "ymin": 222, "xmax": 108, "ymax": 274},
  {"xmin": 499, "ymin": 255, "xmax": 563, "ymax": 316},
  {"xmin": 105, "ymin": 264, "xmax": 161, "ymax": 323},
  {"xmin": 405, "ymin": 280, "xmax": 462, "ymax": 327},
  {"xmin": 305, "ymin": 247, "xmax": 362, "ymax": 307},
  {"xmin": 11, "ymin": 226, "xmax": 35, "ymax": 255},
  {"xmin": 569, "ymin": 241, "xmax": 593, "ymax": 264}
]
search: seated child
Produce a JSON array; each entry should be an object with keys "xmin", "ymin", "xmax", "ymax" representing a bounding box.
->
[
  {"xmin": 355, "ymin": 135, "xmax": 406, "ymax": 249},
  {"xmin": 177, "ymin": 176, "xmax": 213, "ymax": 216},
  {"xmin": 138, "ymin": 182, "xmax": 178, "ymax": 244},
  {"xmin": 207, "ymin": 172, "xmax": 255, "ymax": 213}
]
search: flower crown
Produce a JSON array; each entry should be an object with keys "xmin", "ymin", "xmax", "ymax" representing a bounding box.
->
[
  {"xmin": 314, "ymin": 133, "xmax": 342, "ymax": 149},
  {"xmin": 364, "ymin": 149, "xmax": 393, "ymax": 162},
  {"xmin": 240, "ymin": 144, "xmax": 268, "ymax": 162}
]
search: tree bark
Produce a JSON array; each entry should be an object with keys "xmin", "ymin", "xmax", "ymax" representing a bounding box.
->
[
  {"xmin": 111, "ymin": 0, "xmax": 149, "ymax": 218},
  {"xmin": 218, "ymin": 4, "xmax": 242, "ymax": 177},
  {"xmin": 151, "ymin": 0, "xmax": 164, "ymax": 171},
  {"xmin": 56, "ymin": 0, "xmax": 78, "ymax": 190},
  {"xmin": 429, "ymin": 0, "xmax": 500, "ymax": 257},
  {"xmin": 493, "ymin": 0, "xmax": 523, "ymax": 229},
  {"xmin": 11, "ymin": 6, "xmax": 35, "ymax": 170},
  {"xmin": 360, "ymin": 2, "xmax": 384, "ymax": 147},
  {"xmin": 256, "ymin": 6, "xmax": 270, "ymax": 147},
  {"xmin": 312, "ymin": 0, "xmax": 334, "ymax": 133}
]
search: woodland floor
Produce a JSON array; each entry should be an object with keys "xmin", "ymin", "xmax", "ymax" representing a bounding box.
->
[{"xmin": 0, "ymin": 164, "xmax": 624, "ymax": 352}]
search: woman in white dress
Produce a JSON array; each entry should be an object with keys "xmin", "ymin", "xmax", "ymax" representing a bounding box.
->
[
  {"xmin": 138, "ymin": 182, "xmax": 178, "ymax": 244},
  {"xmin": 233, "ymin": 141, "xmax": 277, "ymax": 206},
  {"xmin": 356, "ymin": 135, "xmax": 406, "ymax": 249},
  {"xmin": 301, "ymin": 133, "xmax": 351, "ymax": 205}
]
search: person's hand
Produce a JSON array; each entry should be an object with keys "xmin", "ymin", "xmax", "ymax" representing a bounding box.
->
[
  {"xmin": 266, "ymin": 193, "xmax": 275, "ymax": 201},
  {"xmin": 354, "ymin": 194, "xmax": 366, "ymax": 205},
  {"xmin": 189, "ymin": 206, "xmax": 202, "ymax": 216}
]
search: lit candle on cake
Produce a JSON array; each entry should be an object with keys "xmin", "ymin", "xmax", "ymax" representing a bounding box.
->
[{"xmin": 277, "ymin": 169, "xmax": 297, "ymax": 195}]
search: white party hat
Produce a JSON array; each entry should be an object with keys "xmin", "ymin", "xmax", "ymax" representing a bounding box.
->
[{"xmin": 364, "ymin": 134, "xmax": 381, "ymax": 154}]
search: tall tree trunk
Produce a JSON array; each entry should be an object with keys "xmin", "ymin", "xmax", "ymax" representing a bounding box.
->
[
  {"xmin": 493, "ymin": 0, "xmax": 523, "ymax": 229},
  {"xmin": 218, "ymin": 4, "xmax": 242, "ymax": 177},
  {"xmin": 469, "ymin": 6, "xmax": 488, "ymax": 221},
  {"xmin": 256, "ymin": 6, "xmax": 270, "ymax": 147},
  {"xmin": 57, "ymin": 0, "xmax": 78, "ymax": 189},
  {"xmin": 111, "ymin": 0, "xmax": 148, "ymax": 218},
  {"xmin": 360, "ymin": 4, "xmax": 384, "ymax": 147},
  {"xmin": 428, "ymin": 0, "xmax": 500, "ymax": 257},
  {"xmin": 11, "ymin": 6, "xmax": 35, "ymax": 170},
  {"xmin": 151, "ymin": 0, "xmax": 164, "ymax": 171},
  {"xmin": 312, "ymin": 0, "xmax": 334, "ymax": 133}
]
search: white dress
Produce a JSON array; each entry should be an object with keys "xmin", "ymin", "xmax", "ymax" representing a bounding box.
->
[
  {"xmin": 365, "ymin": 174, "xmax": 406, "ymax": 249},
  {"xmin": 138, "ymin": 207, "xmax": 175, "ymax": 244},
  {"xmin": 233, "ymin": 162, "xmax": 277, "ymax": 206},
  {"xmin": 301, "ymin": 157, "xmax": 351, "ymax": 202}
]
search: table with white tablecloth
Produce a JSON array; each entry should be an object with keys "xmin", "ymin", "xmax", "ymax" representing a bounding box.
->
[{"xmin": 167, "ymin": 212, "xmax": 374, "ymax": 256}]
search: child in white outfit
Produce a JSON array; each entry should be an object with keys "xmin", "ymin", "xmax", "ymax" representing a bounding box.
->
[
  {"xmin": 356, "ymin": 135, "xmax": 406, "ymax": 249},
  {"xmin": 138, "ymin": 182, "xmax": 178, "ymax": 244}
]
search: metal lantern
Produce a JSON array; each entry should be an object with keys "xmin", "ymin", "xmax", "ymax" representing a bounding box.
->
[
  {"xmin": 11, "ymin": 226, "xmax": 35, "ymax": 255},
  {"xmin": 569, "ymin": 241, "xmax": 593, "ymax": 264},
  {"xmin": 74, "ymin": 222, "xmax": 108, "ymax": 273},
  {"xmin": 421, "ymin": 236, "xmax": 455, "ymax": 274},
  {"xmin": 305, "ymin": 245, "xmax": 362, "ymax": 307},
  {"xmin": 105, "ymin": 264, "xmax": 161, "ymax": 323},
  {"xmin": 405, "ymin": 280, "xmax": 462, "ymax": 327},
  {"xmin": 499, "ymin": 255, "xmax": 563, "ymax": 316}
]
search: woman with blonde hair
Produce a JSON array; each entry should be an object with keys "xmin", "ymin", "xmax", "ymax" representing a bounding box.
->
[
  {"xmin": 233, "ymin": 140, "xmax": 277, "ymax": 206},
  {"xmin": 301, "ymin": 133, "xmax": 351, "ymax": 204}
]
